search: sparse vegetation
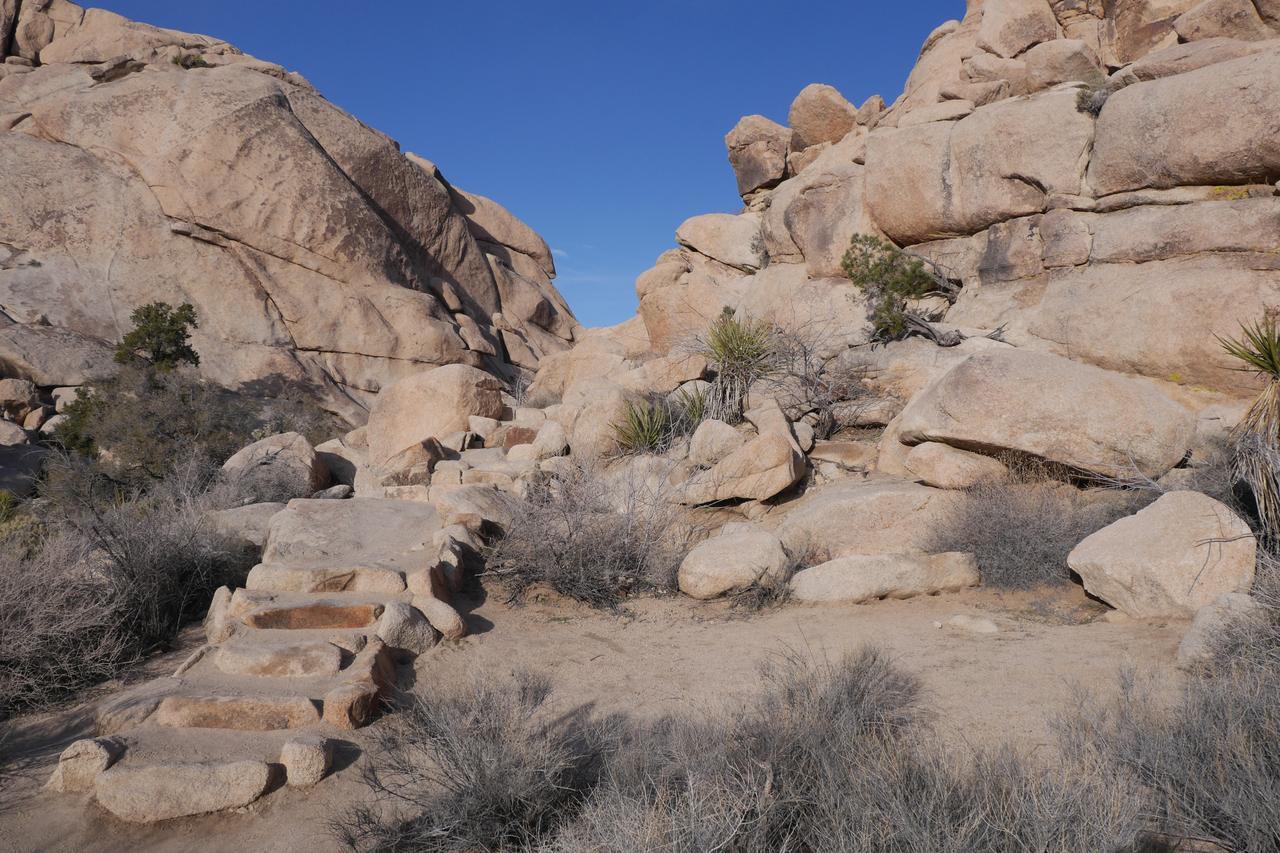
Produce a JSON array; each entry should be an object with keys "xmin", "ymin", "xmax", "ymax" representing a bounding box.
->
[
  {"xmin": 1219, "ymin": 316, "xmax": 1280, "ymax": 547},
  {"xmin": 113, "ymin": 302, "xmax": 201, "ymax": 371},
  {"xmin": 841, "ymin": 234, "xmax": 956, "ymax": 344},
  {"xmin": 612, "ymin": 398, "xmax": 673, "ymax": 455},
  {"xmin": 702, "ymin": 308, "xmax": 777, "ymax": 423},
  {"xmin": 0, "ymin": 453, "xmax": 254, "ymax": 718},
  {"xmin": 484, "ymin": 459, "xmax": 697, "ymax": 608},
  {"xmin": 927, "ymin": 460, "xmax": 1148, "ymax": 589}
]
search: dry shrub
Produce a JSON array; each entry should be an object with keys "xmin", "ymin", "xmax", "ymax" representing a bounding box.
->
[
  {"xmin": 927, "ymin": 460, "xmax": 1148, "ymax": 589},
  {"xmin": 0, "ymin": 453, "xmax": 254, "ymax": 718},
  {"xmin": 333, "ymin": 671, "xmax": 608, "ymax": 852},
  {"xmin": 336, "ymin": 648, "xmax": 1147, "ymax": 852},
  {"xmin": 484, "ymin": 459, "xmax": 699, "ymax": 608}
]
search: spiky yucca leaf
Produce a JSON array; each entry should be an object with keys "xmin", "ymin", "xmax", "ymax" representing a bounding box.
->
[
  {"xmin": 612, "ymin": 399, "xmax": 671, "ymax": 455},
  {"xmin": 1221, "ymin": 319, "xmax": 1280, "ymax": 545}
]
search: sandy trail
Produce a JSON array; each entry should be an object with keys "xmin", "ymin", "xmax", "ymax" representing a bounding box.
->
[{"xmin": 0, "ymin": 585, "xmax": 1184, "ymax": 852}]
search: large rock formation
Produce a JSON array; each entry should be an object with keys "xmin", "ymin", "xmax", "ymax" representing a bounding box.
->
[{"xmin": 0, "ymin": 1, "xmax": 578, "ymax": 420}]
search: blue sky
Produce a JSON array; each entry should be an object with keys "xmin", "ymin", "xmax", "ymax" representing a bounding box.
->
[{"xmin": 95, "ymin": 1, "xmax": 963, "ymax": 327}]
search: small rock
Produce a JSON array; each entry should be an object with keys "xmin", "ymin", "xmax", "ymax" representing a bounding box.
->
[
  {"xmin": 281, "ymin": 735, "xmax": 332, "ymax": 788},
  {"xmin": 790, "ymin": 552, "xmax": 979, "ymax": 604},
  {"xmin": 45, "ymin": 738, "xmax": 123, "ymax": 793},
  {"xmin": 689, "ymin": 419, "xmax": 746, "ymax": 467},
  {"xmin": 678, "ymin": 527, "xmax": 791, "ymax": 600},
  {"xmin": 375, "ymin": 601, "xmax": 440, "ymax": 655},
  {"xmin": 312, "ymin": 484, "xmax": 353, "ymax": 499},
  {"xmin": 904, "ymin": 442, "xmax": 1008, "ymax": 489},
  {"xmin": 0, "ymin": 419, "xmax": 27, "ymax": 446},
  {"xmin": 323, "ymin": 681, "xmax": 380, "ymax": 730}
]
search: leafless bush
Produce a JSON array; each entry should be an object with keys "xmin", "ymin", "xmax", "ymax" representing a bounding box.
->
[
  {"xmin": 484, "ymin": 459, "xmax": 699, "ymax": 608},
  {"xmin": 333, "ymin": 671, "xmax": 608, "ymax": 852},
  {"xmin": 0, "ymin": 452, "xmax": 254, "ymax": 717},
  {"xmin": 927, "ymin": 460, "xmax": 1148, "ymax": 589},
  {"xmin": 338, "ymin": 648, "xmax": 1148, "ymax": 852}
]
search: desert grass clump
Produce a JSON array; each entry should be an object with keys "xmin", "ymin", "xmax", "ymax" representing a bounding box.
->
[
  {"xmin": 927, "ymin": 460, "xmax": 1147, "ymax": 589},
  {"xmin": 612, "ymin": 399, "xmax": 673, "ymax": 455},
  {"xmin": 484, "ymin": 459, "xmax": 695, "ymax": 608},
  {"xmin": 702, "ymin": 309, "xmax": 777, "ymax": 423},
  {"xmin": 1219, "ymin": 317, "xmax": 1280, "ymax": 547}
]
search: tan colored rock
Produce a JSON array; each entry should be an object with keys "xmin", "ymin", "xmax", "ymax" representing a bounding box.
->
[
  {"xmin": 1173, "ymin": 0, "xmax": 1274, "ymax": 41},
  {"xmin": 904, "ymin": 442, "xmax": 1009, "ymax": 489},
  {"xmin": 1090, "ymin": 49, "xmax": 1280, "ymax": 195},
  {"xmin": 725, "ymin": 114, "xmax": 791, "ymax": 196},
  {"xmin": 222, "ymin": 432, "xmax": 329, "ymax": 494},
  {"xmin": 788, "ymin": 83, "xmax": 858, "ymax": 151},
  {"xmin": 281, "ymin": 736, "xmax": 332, "ymax": 788},
  {"xmin": 1068, "ymin": 491, "xmax": 1256, "ymax": 618},
  {"xmin": 866, "ymin": 90, "xmax": 1092, "ymax": 245},
  {"xmin": 897, "ymin": 349, "xmax": 1195, "ymax": 479},
  {"xmin": 898, "ymin": 99, "xmax": 974, "ymax": 127},
  {"xmin": 776, "ymin": 477, "xmax": 958, "ymax": 559},
  {"xmin": 243, "ymin": 600, "xmax": 384, "ymax": 630},
  {"xmin": 678, "ymin": 527, "xmax": 791, "ymax": 599},
  {"xmin": 45, "ymin": 737, "xmax": 122, "ymax": 794},
  {"xmin": 1022, "ymin": 38, "xmax": 1103, "ymax": 89},
  {"xmin": 0, "ymin": 418, "xmax": 26, "ymax": 446},
  {"xmin": 1126, "ymin": 36, "xmax": 1273, "ymax": 80},
  {"xmin": 790, "ymin": 552, "xmax": 979, "ymax": 603},
  {"xmin": 636, "ymin": 254, "xmax": 746, "ymax": 354},
  {"xmin": 153, "ymin": 694, "xmax": 321, "ymax": 731},
  {"xmin": 689, "ymin": 419, "xmax": 746, "ymax": 467},
  {"xmin": 366, "ymin": 365, "xmax": 504, "ymax": 469},
  {"xmin": 263, "ymin": 498, "xmax": 440, "ymax": 572},
  {"xmin": 376, "ymin": 601, "xmax": 440, "ymax": 655},
  {"xmin": 451, "ymin": 187, "xmax": 555, "ymax": 277},
  {"xmin": 978, "ymin": 0, "xmax": 1061, "ymax": 57},
  {"xmin": 1176, "ymin": 592, "xmax": 1266, "ymax": 667},
  {"xmin": 0, "ymin": 377, "xmax": 37, "ymax": 421},
  {"xmin": 214, "ymin": 640, "xmax": 343, "ymax": 678},
  {"xmin": 681, "ymin": 433, "xmax": 805, "ymax": 504},
  {"xmin": 322, "ymin": 681, "xmax": 380, "ymax": 730},
  {"xmin": 809, "ymin": 440, "xmax": 877, "ymax": 470},
  {"xmin": 675, "ymin": 213, "xmax": 764, "ymax": 271},
  {"xmin": 95, "ymin": 760, "xmax": 272, "ymax": 823},
  {"xmin": 562, "ymin": 377, "xmax": 631, "ymax": 460}
]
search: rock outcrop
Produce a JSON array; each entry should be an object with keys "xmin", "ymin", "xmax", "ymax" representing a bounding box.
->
[{"xmin": 0, "ymin": 1, "xmax": 578, "ymax": 421}]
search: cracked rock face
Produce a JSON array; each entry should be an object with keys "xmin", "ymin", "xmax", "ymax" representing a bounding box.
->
[{"xmin": 0, "ymin": 1, "xmax": 578, "ymax": 419}]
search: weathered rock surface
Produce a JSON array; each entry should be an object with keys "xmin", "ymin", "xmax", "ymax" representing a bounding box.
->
[
  {"xmin": 222, "ymin": 432, "xmax": 329, "ymax": 495},
  {"xmin": 725, "ymin": 115, "xmax": 791, "ymax": 196},
  {"xmin": 95, "ymin": 760, "xmax": 273, "ymax": 823},
  {"xmin": 1068, "ymin": 491, "xmax": 1256, "ymax": 618},
  {"xmin": 681, "ymin": 433, "xmax": 805, "ymax": 504},
  {"xmin": 678, "ymin": 528, "xmax": 791, "ymax": 599},
  {"xmin": 897, "ymin": 349, "xmax": 1195, "ymax": 478},
  {"xmin": 789, "ymin": 552, "xmax": 979, "ymax": 603},
  {"xmin": 0, "ymin": 1, "xmax": 576, "ymax": 414},
  {"xmin": 776, "ymin": 478, "xmax": 957, "ymax": 560},
  {"xmin": 1176, "ymin": 592, "xmax": 1266, "ymax": 667},
  {"xmin": 365, "ymin": 365, "xmax": 504, "ymax": 469}
]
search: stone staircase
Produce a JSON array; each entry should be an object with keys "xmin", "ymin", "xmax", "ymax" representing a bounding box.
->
[{"xmin": 44, "ymin": 497, "xmax": 477, "ymax": 823}]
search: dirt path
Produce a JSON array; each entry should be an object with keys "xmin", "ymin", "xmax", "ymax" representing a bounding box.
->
[{"xmin": 0, "ymin": 585, "xmax": 1185, "ymax": 852}]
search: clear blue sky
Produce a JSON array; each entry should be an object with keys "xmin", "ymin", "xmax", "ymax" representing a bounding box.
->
[{"xmin": 94, "ymin": 1, "xmax": 962, "ymax": 328}]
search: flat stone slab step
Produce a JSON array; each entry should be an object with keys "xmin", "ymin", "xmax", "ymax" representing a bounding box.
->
[
  {"xmin": 95, "ymin": 759, "xmax": 274, "ymax": 823},
  {"xmin": 243, "ymin": 600, "xmax": 385, "ymax": 630},
  {"xmin": 213, "ymin": 638, "xmax": 346, "ymax": 677},
  {"xmin": 262, "ymin": 498, "xmax": 441, "ymax": 572},
  {"xmin": 246, "ymin": 563, "xmax": 406, "ymax": 594},
  {"xmin": 152, "ymin": 693, "xmax": 321, "ymax": 731}
]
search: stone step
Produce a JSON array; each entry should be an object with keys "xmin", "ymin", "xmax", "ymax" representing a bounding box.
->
[
  {"xmin": 95, "ymin": 759, "xmax": 275, "ymax": 823},
  {"xmin": 212, "ymin": 638, "xmax": 346, "ymax": 678},
  {"xmin": 245, "ymin": 563, "xmax": 406, "ymax": 594},
  {"xmin": 242, "ymin": 599, "xmax": 386, "ymax": 630},
  {"xmin": 151, "ymin": 693, "xmax": 322, "ymax": 731}
]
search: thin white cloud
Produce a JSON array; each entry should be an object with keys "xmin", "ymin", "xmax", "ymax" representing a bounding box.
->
[{"xmin": 551, "ymin": 247, "xmax": 569, "ymax": 258}]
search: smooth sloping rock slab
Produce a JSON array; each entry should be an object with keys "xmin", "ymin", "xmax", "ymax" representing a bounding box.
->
[
  {"xmin": 262, "ymin": 498, "xmax": 440, "ymax": 571},
  {"xmin": 214, "ymin": 640, "xmax": 344, "ymax": 678},
  {"xmin": 790, "ymin": 552, "xmax": 979, "ymax": 603},
  {"xmin": 95, "ymin": 760, "xmax": 272, "ymax": 823},
  {"xmin": 152, "ymin": 694, "xmax": 321, "ymax": 731},
  {"xmin": 897, "ymin": 349, "xmax": 1195, "ymax": 479},
  {"xmin": 246, "ymin": 563, "xmax": 406, "ymax": 594},
  {"xmin": 1068, "ymin": 491, "xmax": 1256, "ymax": 618}
]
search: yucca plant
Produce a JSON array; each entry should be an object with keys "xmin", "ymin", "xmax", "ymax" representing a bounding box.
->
[
  {"xmin": 668, "ymin": 386, "xmax": 708, "ymax": 436},
  {"xmin": 1219, "ymin": 317, "xmax": 1280, "ymax": 547},
  {"xmin": 702, "ymin": 309, "xmax": 776, "ymax": 423},
  {"xmin": 612, "ymin": 399, "xmax": 672, "ymax": 455}
]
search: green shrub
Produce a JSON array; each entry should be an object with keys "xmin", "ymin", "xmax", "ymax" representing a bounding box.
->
[
  {"xmin": 612, "ymin": 399, "xmax": 672, "ymax": 455},
  {"xmin": 841, "ymin": 234, "xmax": 947, "ymax": 343},
  {"xmin": 114, "ymin": 301, "xmax": 200, "ymax": 371},
  {"xmin": 1219, "ymin": 317, "xmax": 1280, "ymax": 546},
  {"xmin": 702, "ymin": 309, "xmax": 776, "ymax": 422}
]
